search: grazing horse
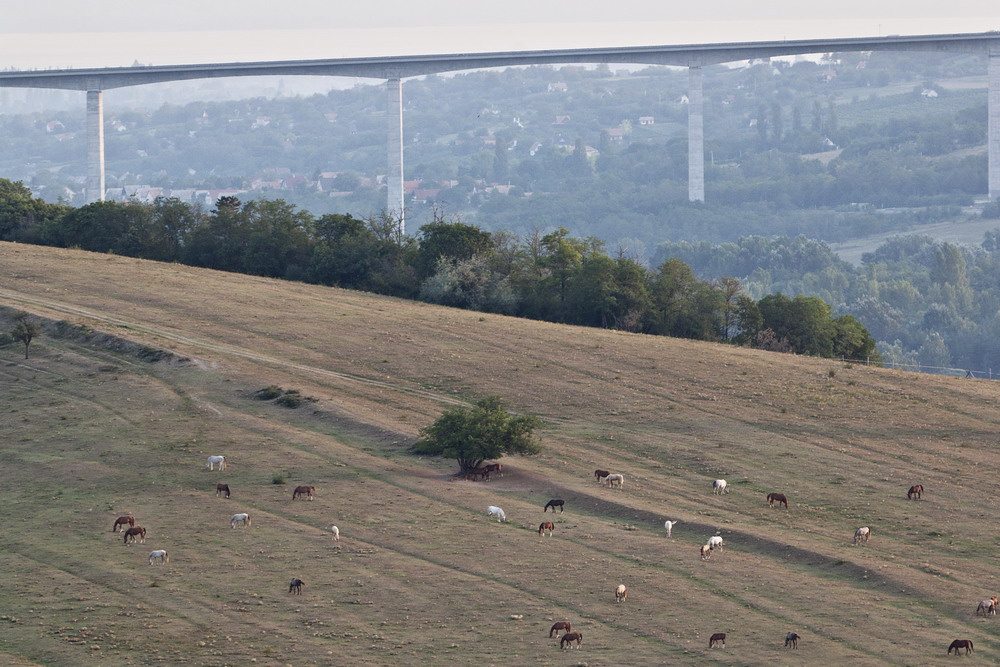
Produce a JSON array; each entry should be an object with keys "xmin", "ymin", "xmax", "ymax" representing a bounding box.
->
[
  {"xmin": 785, "ymin": 632, "xmax": 800, "ymax": 648},
  {"xmin": 664, "ymin": 520, "xmax": 677, "ymax": 537},
  {"xmin": 908, "ymin": 484, "xmax": 924, "ymax": 500},
  {"xmin": 560, "ymin": 632, "xmax": 583, "ymax": 648},
  {"xmin": 216, "ymin": 483, "xmax": 231, "ymax": 499},
  {"xmin": 594, "ymin": 469, "xmax": 610, "ymax": 483},
  {"xmin": 148, "ymin": 549, "xmax": 169, "ymax": 565},
  {"xmin": 112, "ymin": 515, "xmax": 134, "ymax": 532},
  {"xmin": 709, "ymin": 633, "xmax": 727, "ymax": 648},
  {"xmin": 713, "ymin": 479, "xmax": 729, "ymax": 494},
  {"xmin": 605, "ymin": 473, "xmax": 624, "ymax": 489},
  {"xmin": 615, "ymin": 584, "xmax": 627, "ymax": 603},
  {"xmin": 484, "ymin": 463, "xmax": 504, "ymax": 478},
  {"xmin": 544, "ymin": 499, "xmax": 565, "ymax": 512},
  {"xmin": 700, "ymin": 544, "xmax": 713, "ymax": 560},
  {"xmin": 538, "ymin": 521, "xmax": 555, "ymax": 537},
  {"xmin": 230, "ymin": 513, "xmax": 251, "ymax": 529},
  {"xmin": 767, "ymin": 493, "xmax": 789, "ymax": 509},
  {"xmin": 549, "ymin": 621, "xmax": 571, "ymax": 637},
  {"xmin": 708, "ymin": 535, "xmax": 724, "ymax": 550},
  {"xmin": 330, "ymin": 525, "xmax": 340, "ymax": 541},
  {"xmin": 852, "ymin": 526, "xmax": 871, "ymax": 545},
  {"xmin": 948, "ymin": 639, "xmax": 973, "ymax": 655},
  {"xmin": 123, "ymin": 526, "xmax": 146, "ymax": 544},
  {"xmin": 976, "ymin": 597, "xmax": 998, "ymax": 616},
  {"xmin": 205, "ymin": 455, "xmax": 226, "ymax": 471},
  {"xmin": 288, "ymin": 578, "xmax": 304, "ymax": 595},
  {"xmin": 466, "ymin": 467, "xmax": 491, "ymax": 482},
  {"xmin": 487, "ymin": 506, "xmax": 506, "ymax": 522},
  {"xmin": 292, "ymin": 485, "xmax": 316, "ymax": 501}
]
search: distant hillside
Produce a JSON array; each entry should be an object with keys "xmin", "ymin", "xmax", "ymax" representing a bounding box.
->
[{"xmin": 1, "ymin": 242, "xmax": 999, "ymax": 664}]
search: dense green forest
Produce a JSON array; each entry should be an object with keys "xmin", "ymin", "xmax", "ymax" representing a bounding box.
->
[{"xmin": 0, "ymin": 179, "xmax": 879, "ymax": 364}]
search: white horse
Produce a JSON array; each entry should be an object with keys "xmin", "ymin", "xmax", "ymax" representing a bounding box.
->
[
  {"xmin": 230, "ymin": 513, "xmax": 251, "ymax": 529},
  {"xmin": 708, "ymin": 535, "xmax": 724, "ymax": 550},
  {"xmin": 713, "ymin": 479, "xmax": 728, "ymax": 494},
  {"xmin": 148, "ymin": 549, "xmax": 169, "ymax": 565},
  {"xmin": 330, "ymin": 525, "xmax": 340, "ymax": 541},
  {"xmin": 206, "ymin": 455, "xmax": 227, "ymax": 471},
  {"xmin": 852, "ymin": 526, "xmax": 870, "ymax": 545},
  {"xmin": 615, "ymin": 584, "xmax": 627, "ymax": 602},
  {"xmin": 487, "ymin": 506, "xmax": 506, "ymax": 522},
  {"xmin": 605, "ymin": 473, "xmax": 624, "ymax": 489},
  {"xmin": 976, "ymin": 597, "xmax": 998, "ymax": 616},
  {"xmin": 664, "ymin": 520, "xmax": 677, "ymax": 537}
]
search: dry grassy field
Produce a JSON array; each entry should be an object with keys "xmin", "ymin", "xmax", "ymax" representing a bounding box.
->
[{"xmin": 1, "ymin": 241, "xmax": 999, "ymax": 665}]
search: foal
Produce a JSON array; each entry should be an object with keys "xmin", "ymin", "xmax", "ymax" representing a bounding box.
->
[
  {"xmin": 538, "ymin": 522, "xmax": 555, "ymax": 537},
  {"xmin": 123, "ymin": 526, "xmax": 146, "ymax": 544},
  {"xmin": 785, "ymin": 632, "xmax": 800, "ymax": 648}
]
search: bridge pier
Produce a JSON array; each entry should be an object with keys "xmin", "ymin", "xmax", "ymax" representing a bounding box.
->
[
  {"xmin": 688, "ymin": 66, "xmax": 705, "ymax": 202},
  {"xmin": 990, "ymin": 51, "xmax": 1000, "ymax": 200},
  {"xmin": 386, "ymin": 77, "xmax": 405, "ymax": 233},
  {"xmin": 86, "ymin": 90, "xmax": 105, "ymax": 204}
]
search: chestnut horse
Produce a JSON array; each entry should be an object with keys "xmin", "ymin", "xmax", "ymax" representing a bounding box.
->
[
  {"xmin": 288, "ymin": 578, "xmax": 304, "ymax": 595},
  {"xmin": 709, "ymin": 633, "xmax": 727, "ymax": 648},
  {"xmin": 539, "ymin": 521, "xmax": 555, "ymax": 537},
  {"xmin": 594, "ymin": 469, "xmax": 610, "ymax": 482},
  {"xmin": 549, "ymin": 621, "xmax": 571, "ymax": 637},
  {"xmin": 112, "ymin": 515, "xmax": 134, "ymax": 532},
  {"xmin": 767, "ymin": 493, "xmax": 789, "ymax": 509},
  {"xmin": 908, "ymin": 484, "xmax": 924, "ymax": 500},
  {"xmin": 560, "ymin": 632, "xmax": 583, "ymax": 648},
  {"xmin": 484, "ymin": 463, "xmax": 504, "ymax": 478},
  {"xmin": 123, "ymin": 526, "xmax": 146, "ymax": 544},
  {"xmin": 544, "ymin": 499, "xmax": 565, "ymax": 512},
  {"xmin": 292, "ymin": 485, "xmax": 315, "ymax": 501},
  {"xmin": 216, "ymin": 483, "xmax": 231, "ymax": 498},
  {"xmin": 948, "ymin": 639, "xmax": 973, "ymax": 655},
  {"xmin": 466, "ymin": 467, "xmax": 491, "ymax": 481}
]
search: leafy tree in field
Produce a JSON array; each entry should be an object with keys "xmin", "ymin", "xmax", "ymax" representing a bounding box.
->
[
  {"xmin": 412, "ymin": 396, "xmax": 543, "ymax": 474},
  {"xmin": 10, "ymin": 311, "xmax": 41, "ymax": 359},
  {"xmin": 0, "ymin": 178, "xmax": 69, "ymax": 242},
  {"xmin": 415, "ymin": 218, "xmax": 494, "ymax": 280}
]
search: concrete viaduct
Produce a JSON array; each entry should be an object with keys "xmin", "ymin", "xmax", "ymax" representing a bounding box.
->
[{"xmin": 2, "ymin": 31, "xmax": 1000, "ymax": 232}]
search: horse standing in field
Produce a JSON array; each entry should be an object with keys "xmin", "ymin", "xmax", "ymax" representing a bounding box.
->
[
  {"xmin": 709, "ymin": 633, "xmax": 727, "ymax": 648},
  {"xmin": 231, "ymin": 513, "xmax": 251, "ymax": 529},
  {"xmin": 605, "ymin": 473, "xmax": 624, "ymax": 489},
  {"xmin": 615, "ymin": 584, "xmax": 627, "ymax": 602},
  {"xmin": 948, "ymin": 639, "xmax": 973, "ymax": 655},
  {"xmin": 205, "ymin": 455, "xmax": 226, "ymax": 471},
  {"xmin": 112, "ymin": 515, "xmax": 134, "ymax": 532},
  {"xmin": 216, "ymin": 483, "xmax": 231, "ymax": 498},
  {"xmin": 544, "ymin": 499, "xmax": 565, "ymax": 512},
  {"xmin": 700, "ymin": 544, "xmax": 713, "ymax": 560},
  {"xmin": 484, "ymin": 463, "xmax": 504, "ymax": 478},
  {"xmin": 852, "ymin": 526, "xmax": 871, "ymax": 545},
  {"xmin": 487, "ymin": 506, "xmax": 506, "ymax": 522},
  {"xmin": 288, "ymin": 578, "xmax": 304, "ymax": 594},
  {"xmin": 976, "ymin": 597, "xmax": 998, "ymax": 616},
  {"xmin": 148, "ymin": 549, "xmax": 169, "ymax": 565},
  {"xmin": 713, "ymin": 479, "xmax": 729, "ymax": 494},
  {"xmin": 664, "ymin": 520, "xmax": 677, "ymax": 537},
  {"xmin": 785, "ymin": 632, "xmax": 800, "ymax": 648},
  {"xmin": 549, "ymin": 621, "xmax": 571, "ymax": 637},
  {"xmin": 123, "ymin": 526, "xmax": 146, "ymax": 544},
  {"xmin": 594, "ymin": 469, "xmax": 610, "ymax": 483},
  {"xmin": 292, "ymin": 485, "xmax": 315, "ymax": 500},
  {"xmin": 538, "ymin": 521, "xmax": 555, "ymax": 537},
  {"xmin": 908, "ymin": 484, "xmax": 924, "ymax": 500},
  {"xmin": 767, "ymin": 493, "xmax": 789, "ymax": 509},
  {"xmin": 330, "ymin": 525, "xmax": 340, "ymax": 541},
  {"xmin": 560, "ymin": 632, "xmax": 583, "ymax": 649},
  {"xmin": 466, "ymin": 467, "xmax": 491, "ymax": 481}
]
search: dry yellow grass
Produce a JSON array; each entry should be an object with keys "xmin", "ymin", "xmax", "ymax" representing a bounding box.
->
[{"xmin": 1, "ymin": 240, "xmax": 999, "ymax": 665}]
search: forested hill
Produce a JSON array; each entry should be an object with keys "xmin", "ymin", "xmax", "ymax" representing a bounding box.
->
[{"xmin": 0, "ymin": 50, "xmax": 990, "ymax": 252}]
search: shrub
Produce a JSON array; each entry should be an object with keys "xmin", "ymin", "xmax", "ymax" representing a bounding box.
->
[
  {"xmin": 271, "ymin": 472, "xmax": 286, "ymax": 485},
  {"xmin": 254, "ymin": 385, "xmax": 283, "ymax": 400}
]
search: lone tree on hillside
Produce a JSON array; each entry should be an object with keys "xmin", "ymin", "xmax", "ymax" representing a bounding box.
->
[
  {"xmin": 11, "ymin": 311, "xmax": 41, "ymax": 359},
  {"xmin": 413, "ymin": 396, "xmax": 543, "ymax": 474}
]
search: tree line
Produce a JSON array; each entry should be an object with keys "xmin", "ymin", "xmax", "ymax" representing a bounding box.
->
[{"xmin": 0, "ymin": 178, "xmax": 879, "ymax": 363}]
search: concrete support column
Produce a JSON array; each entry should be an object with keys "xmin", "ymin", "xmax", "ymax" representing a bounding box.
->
[
  {"xmin": 989, "ymin": 51, "xmax": 1000, "ymax": 200},
  {"xmin": 386, "ymin": 77, "xmax": 405, "ymax": 232},
  {"xmin": 687, "ymin": 66, "xmax": 705, "ymax": 202},
  {"xmin": 86, "ymin": 89, "xmax": 105, "ymax": 203}
]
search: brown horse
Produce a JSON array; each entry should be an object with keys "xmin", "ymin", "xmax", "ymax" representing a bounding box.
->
[
  {"xmin": 216, "ymin": 483, "xmax": 231, "ymax": 498},
  {"xmin": 767, "ymin": 493, "xmax": 789, "ymax": 509},
  {"xmin": 466, "ymin": 467, "xmax": 491, "ymax": 481},
  {"xmin": 292, "ymin": 485, "xmax": 315, "ymax": 500},
  {"xmin": 484, "ymin": 463, "xmax": 504, "ymax": 477},
  {"xmin": 948, "ymin": 639, "xmax": 973, "ymax": 655},
  {"xmin": 549, "ymin": 621, "xmax": 571, "ymax": 637},
  {"xmin": 709, "ymin": 633, "xmax": 727, "ymax": 648},
  {"xmin": 544, "ymin": 499, "xmax": 565, "ymax": 512},
  {"xmin": 785, "ymin": 632, "xmax": 800, "ymax": 648},
  {"xmin": 560, "ymin": 632, "xmax": 583, "ymax": 648},
  {"xmin": 112, "ymin": 515, "xmax": 134, "ymax": 532},
  {"xmin": 908, "ymin": 484, "xmax": 924, "ymax": 500},
  {"xmin": 123, "ymin": 526, "xmax": 146, "ymax": 544},
  {"xmin": 539, "ymin": 521, "xmax": 555, "ymax": 537},
  {"xmin": 594, "ymin": 469, "xmax": 610, "ymax": 482},
  {"xmin": 288, "ymin": 578, "xmax": 304, "ymax": 595}
]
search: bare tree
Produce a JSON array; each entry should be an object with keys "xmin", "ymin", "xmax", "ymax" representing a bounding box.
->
[{"xmin": 11, "ymin": 311, "xmax": 41, "ymax": 359}]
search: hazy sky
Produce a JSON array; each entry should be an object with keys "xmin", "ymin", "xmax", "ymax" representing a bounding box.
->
[{"xmin": 3, "ymin": 1, "xmax": 1000, "ymax": 69}]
